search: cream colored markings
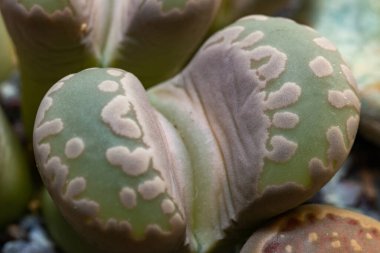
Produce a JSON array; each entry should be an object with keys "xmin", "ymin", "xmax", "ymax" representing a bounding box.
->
[
  {"xmin": 44, "ymin": 156, "xmax": 68, "ymax": 192},
  {"xmin": 350, "ymin": 239, "xmax": 362, "ymax": 252},
  {"xmin": 248, "ymin": 46, "xmax": 287, "ymax": 88},
  {"xmin": 264, "ymin": 82, "xmax": 301, "ymax": 163},
  {"xmin": 331, "ymin": 240, "xmax": 341, "ymax": 248},
  {"xmin": 98, "ymin": 80, "xmax": 119, "ymax": 92},
  {"xmin": 313, "ymin": 37, "xmax": 337, "ymax": 51},
  {"xmin": 347, "ymin": 116, "xmax": 360, "ymax": 143},
  {"xmin": 328, "ymin": 89, "xmax": 360, "ymax": 112},
  {"xmin": 366, "ymin": 233, "xmax": 373, "ymax": 240},
  {"xmin": 101, "ymin": 95, "xmax": 141, "ymax": 138},
  {"xmin": 119, "ymin": 187, "xmax": 137, "ymax": 209},
  {"xmin": 340, "ymin": 64, "xmax": 358, "ymax": 92},
  {"xmin": 35, "ymin": 119, "xmax": 64, "ymax": 144},
  {"xmin": 272, "ymin": 112, "xmax": 299, "ymax": 129},
  {"xmin": 308, "ymin": 232, "xmax": 318, "ymax": 242},
  {"xmin": 101, "ymin": 72, "xmax": 185, "ymax": 233},
  {"xmin": 266, "ymin": 136, "xmax": 297, "ymax": 162},
  {"xmin": 63, "ymin": 177, "xmax": 100, "ymax": 217},
  {"xmin": 106, "ymin": 146, "xmax": 151, "ymax": 176},
  {"xmin": 309, "ymin": 126, "xmax": 349, "ymax": 172},
  {"xmin": 309, "ymin": 56, "xmax": 333, "ymax": 77},
  {"xmin": 107, "ymin": 69, "xmax": 123, "ymax": 77},
  {"xmin": 240, "ymin": 15, "xmax": 269, "ymax": 22},
  {"xmin": 138, "ymin": 176, "xmax": 166, "ymax": 200},
  {"xmin": 232, "ymin": 31, "xmax": 264, "ymax": 49},
  {"xmin": 65, "ymin": 137, "xmax": 85, "ymax": 159},
  {"xmin": 34, "ymin": 76, "xmax": 103, "ymax": 223},
  {"xmin": 161, "ymin": 199, "xmax": 175, "ymax": 214},
  {"xmin": 264, "ymin": 82, "xmax": 301, "ymax": 110},
  {"xmin": 35, "ymin": 97, "xmax": 53, "ymax": 127},
  {"xmin": 285, "ymin": 245, "xmax": 293, "ymax": 253},
  {"xmin": 202, "ymin": 26, "xmax": 245, "ymax": 51}
]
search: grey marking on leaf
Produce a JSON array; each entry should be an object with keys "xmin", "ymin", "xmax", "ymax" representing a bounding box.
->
[
  {"xmin": 71, "ymin": 198, "xmax": 100, "ymax": 218},
  {"xmin": 65, "ymin": 137, "xmax": 85, "ymax": 159},
  {"xmin": 266, "ymin": 135, "xmax": 298, "ymax": 162},
  {"xmin": 106, "ymin": 146, "xmax": 151, "ymax": 176},
  {"xmin": 119, "ymin": 187, "xmax": 137, "ymax": 209},
  {"xmin": 309, "ymin": 158, "xmax": 328, "ymax": 172},
  {"xmin": 328, "ymin": 89, "xmax": 360, "ymax": 112},
  {"xmin": 44, "ymin": 156, "xmax": 68, "ymax": 193},
  {"xmin": 346, "ymin": 116, "xmax": 359, "ymax": 144},
  {"xmin": 35, "ymin": 97, "xmax": 53, "ymax": 127},
  {"xmin": 340, "ymin": 64, "xmax": 358, "ymax": 92},
  {"xmin": 35, "ymin": 119, "xmax": 64, "ymax": 144},
  {"xmin": 101, "ymin": 95, "xmax": 141, "ymax": 139},
  {"xmin": 264, "ymin": 82, "xmax": 301, "ymax": 110},
  {"xmin": 202, "ymin": 26, "xmax": 244, "ymax": 51},
  {"xmin": 107, "ymin": 69, "xmax": 123, "ymax": 77},
  {"xmin": 161, "ymin": 199, "xmax": 176, "ymax": 214},
  {"xmin": 313, "ymin": 37, "xmax": 337, "ymax": 51},
  {"xmin": 138, "ymin": 176, "xmax": 166, "ymax": 200},
  {"xmin": 272, "ymin": 112, "xmax": 299, "ymax": 129},
  {"xmin": 309, "ymin": 56, "xmax": 333, "ymax": 77},
  {"xmin": 98, "ymin": 80, "xmax": 119, "ymax": 92},
  {"xmin": 248, "ymin": 46, "xmax": 287, "ymax": 85},
  {"xmin": 233, "ymin": 31, "xmax": 264, "ymax": 49},
  {"xmin": 327, "ymin": 127, "xmax": 348, "ymax": 166},
  {"xmin": 64, "ymin": 177, "xmax": 86, "ymax": 199}
]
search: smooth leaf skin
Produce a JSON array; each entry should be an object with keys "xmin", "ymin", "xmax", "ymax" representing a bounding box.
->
[
  {"xmin": 0, "ymin": 0, "xmax": 99, "ymax": 139},
  {"xmin": 41, "ymin": 189, "xmax": 102, "ymax": 253},
  {"xmin": 241, "ymin": 204, "xmax": 380, "ymax": 253},
  {"xmin": 0, "ymin": 12, "xmax": 16, "ymax": 83},
  {"xmin": 0, "ymin": 107, "xmax": 33, "ymax": 227},
  {"xmin": 308, "ymin": 0, "xmax": 380, "ymax": 145}
]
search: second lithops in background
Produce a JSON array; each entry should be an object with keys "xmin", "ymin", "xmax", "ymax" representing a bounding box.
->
[
  {"xmin": 241, "ymin": 204, "xmax": 380, "ymax": 253},
  {"xmin": 34, "ymin": 15, "xmax": 359, "ymax": 253},
  {"xmin": 0, "ymin": 106, "xmax": 32, "ymax": 227}
]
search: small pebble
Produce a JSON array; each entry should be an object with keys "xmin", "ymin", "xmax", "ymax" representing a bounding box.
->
[{"xmin": 2, "ymin": 215, "xmax": 57, "ymax": 253}]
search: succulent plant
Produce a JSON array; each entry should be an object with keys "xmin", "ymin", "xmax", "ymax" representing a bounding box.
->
[
  {"xmin": 33, "ymin": 15, "xmax": 359, "ymax": 253},
  {"xmin": 307, "ymin": 0, "xmax": 380, "ymax": 145},
  {"xmin": 0, "ymin": 0, "xmax": 221, "ymax": 138},
  {"xmin": 0, "ymin": 12, "xmax": 16, "ymax": 83},
  {"xmin": 241, "ymin": 204, "xmax": 380, "ymax": 253},
  {"xmin": 0, "ymin": 106, "xmax": 32, "ymax": 227}
]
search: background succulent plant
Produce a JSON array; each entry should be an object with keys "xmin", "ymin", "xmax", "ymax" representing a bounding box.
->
[
  {"xmin": 307, "ymin": 0, "xmax": 380, "ymax": 145},
  {"xmin": 33, "ymin": 15, "xmax": 360, "ymax": 253},
  {"xmin": 0, "ymin": 0, "xmax": 221, "ymax": 138},
  {"xmin": 241, "ymin": 204, "xmax": 380, "ymax": 253},
  {"xmin": 0, "ymin": 106, "xmax": 32, "ymax": 227},
  {"xmin": 0, "ymin": 12, "xmax": 16, "ymax": 83}
]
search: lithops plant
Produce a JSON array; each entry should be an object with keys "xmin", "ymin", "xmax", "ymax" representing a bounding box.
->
[
  {"xmin": 308, "ymin": 0, "xmax": 380, "ymax": 145},
  {"xmin": 0, "ymin": 0, "xmax": 221, "ymax": 138},
  {"xmin": 241, "ymin": 204, "xmax": 380, "ymax": 253},
  {"xmin": 0, "ymin": 107, "xmax": 32, "ymax": 226},
  {"xmin": 34, "ymin": 16, "xmax": 359, "ymax": 253}
]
